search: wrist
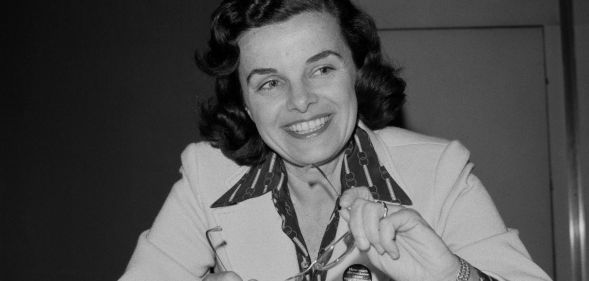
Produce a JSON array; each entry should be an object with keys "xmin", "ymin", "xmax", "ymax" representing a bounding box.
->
[{"xmin": 437, "ymin": 254, "xmax": 462, "ymax": 281}]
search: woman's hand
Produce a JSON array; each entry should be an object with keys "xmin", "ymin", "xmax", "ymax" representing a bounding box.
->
[
  {"xmin": 339, "ymin": 187, "xmax": 460, "ymax": 281},
  {"xmin": 203, "ymin": 271, "xmax": 257, "ymax": 281}
]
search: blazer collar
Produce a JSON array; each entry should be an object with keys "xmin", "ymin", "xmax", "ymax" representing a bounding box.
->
[{"xmin": 211, "ymin": 126, "xmax": 412, "ymax": 208}]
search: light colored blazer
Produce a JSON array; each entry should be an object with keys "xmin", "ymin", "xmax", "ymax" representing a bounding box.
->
[{"xmin": 120, "ymin": 124, "xmax": 551, "ymax": 281}]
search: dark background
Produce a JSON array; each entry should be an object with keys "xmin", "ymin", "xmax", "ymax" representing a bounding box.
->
[{"xmin": 4, "ymin": 1, "xmax": 220, "ymax": 280}]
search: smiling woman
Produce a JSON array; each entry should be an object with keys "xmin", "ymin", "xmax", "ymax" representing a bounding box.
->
[
  {"xmin": 238, "ymin": 12, "xmax": 357, "ymax": 168},
  {"xmin": 119, "ymin": 1, "xmax": 553, "ymax": 281}
]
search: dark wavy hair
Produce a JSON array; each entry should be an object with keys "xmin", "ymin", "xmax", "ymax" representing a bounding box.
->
[{"xmin": 196, "ymin": 0, "xmax": 406, "ymax": 166}]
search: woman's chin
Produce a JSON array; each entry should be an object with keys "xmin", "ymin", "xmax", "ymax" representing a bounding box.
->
[{"xmin": 283, "ymin": 146, "xmax": 343, "ymax": 168}]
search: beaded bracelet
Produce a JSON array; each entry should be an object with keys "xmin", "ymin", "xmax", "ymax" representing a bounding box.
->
[
  {"xmin": 456, "ymin": 256, "xmax": 471, "ymax": 281},
  {"xmin": 455, "ymin": 256, "xmax": 499, "ymax": 281}
]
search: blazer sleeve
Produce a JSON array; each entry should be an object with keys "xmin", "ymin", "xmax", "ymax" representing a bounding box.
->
[
  {"xmin": 433, "ymin": 141, "xmax": 552, "ymax": 281},
  {"xmin": 119, "ymin": 144, "xmax": 215, "ymax": 281}
]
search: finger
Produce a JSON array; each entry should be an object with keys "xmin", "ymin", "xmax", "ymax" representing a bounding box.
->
[
  {"xmin": 339, "ymin": 207, "xmax": 350, "ymax": 222},
  {"xmin": 379, "ymin": 216, "xmax": 400, "ymax": 259},
  {"xmin": 349, "ymin": 198, "xmax": 371, "ymax": 251},
  {"xmin": 339, "ymin": 186, "xmax": 373, "ymax": 209},
  {"xmin": 363, "ymin": 201, "xmax": 385, "ymax": 254},
  {"xmin": 378, "ymin": 208, "xmax": 422, "ymax": 260},
  {"xmin": 384, "ymin": 208, "xmax": 422, "ymax": 233}
]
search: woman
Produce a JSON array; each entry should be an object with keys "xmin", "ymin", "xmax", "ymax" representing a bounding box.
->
[{"xmin": 120, "ymin": 0, "xmax": 552, "ymax": 280}]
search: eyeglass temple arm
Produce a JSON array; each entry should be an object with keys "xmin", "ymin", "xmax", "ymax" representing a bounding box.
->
[{"xmin": 206, "ymin": 226, "xmax": 227, "ymax": 272}]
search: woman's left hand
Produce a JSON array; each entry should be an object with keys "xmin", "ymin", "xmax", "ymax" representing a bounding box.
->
[{"xmin": 339, "ymin": 187, "xmax": 460, "ymax": 281}]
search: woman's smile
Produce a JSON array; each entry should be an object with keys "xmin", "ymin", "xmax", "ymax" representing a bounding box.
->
[{"xmin": 284, "ymin": 114, "xmax": 332, "ymax": 138}]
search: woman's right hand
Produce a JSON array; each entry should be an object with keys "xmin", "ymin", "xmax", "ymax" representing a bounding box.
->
[
  {"xmin": 203, "ymin": 271, "xmax": 257, "ymax": 281},
  {"xmin": 339, "ymin": 187, "xmax": 460, "ymax": 281}
]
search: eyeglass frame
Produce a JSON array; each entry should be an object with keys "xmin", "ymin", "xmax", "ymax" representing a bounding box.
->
[
  {"xmin": 286, "ymin": 199, "xmax": 394, "ymax": 280},
  {"xmin": 284, "ymin": 230, "xmax": 355, "ymax": 281},
  {"xmin": 206, "ymin": 226, "xmax": 227, "ymax": 272},
  {"xmin": 206, "ymin": 225, "xmax": 355, "ymax": 281},
  {"xmin": 206, "ymin": 199, "xmax": 396, "ymax": 280},
  {"xmin": 206, "ymin": 163, "xmax": 396, "ymax": 280}
]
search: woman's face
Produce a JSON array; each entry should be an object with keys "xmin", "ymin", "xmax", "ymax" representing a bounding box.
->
[{"xmin": 237, "ymin": 11, "xmax": 358, "ymax": 167}]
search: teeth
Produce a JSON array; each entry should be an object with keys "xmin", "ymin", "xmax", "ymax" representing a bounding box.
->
[{"xmin": 287, "ymin": 116, "xmax": 329, "ymax": 134}]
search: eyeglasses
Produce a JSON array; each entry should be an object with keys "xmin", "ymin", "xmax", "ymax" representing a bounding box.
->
[
  {"xmin": 205, "ymin": 165, "xmax": 384, "ymax": 280},
  {"xmin": 206, "ymin": 225, "xmax": 356, "ymax": 281},
  {"xmin": 285, "ymin": 230, "xmax": 355, "ymax": 281},
  {"xmin": 286, "ymin": 199, "xmax": 394, "ymax": 280}
]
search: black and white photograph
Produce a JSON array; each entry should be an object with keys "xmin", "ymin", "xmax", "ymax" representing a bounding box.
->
[{"xmin": 4, "ymin": 0, "xmax": 588, "ymax": 280}]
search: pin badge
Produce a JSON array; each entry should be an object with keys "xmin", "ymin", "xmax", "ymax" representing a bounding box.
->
[{"xmin": 343, "ymin": 264, "xmax": 372, "ymax": 281}]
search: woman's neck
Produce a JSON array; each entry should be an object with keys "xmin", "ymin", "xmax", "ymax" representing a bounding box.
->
[{"xmin": 284, "ymin": 154, "xmax": 344, "ymax": 206}]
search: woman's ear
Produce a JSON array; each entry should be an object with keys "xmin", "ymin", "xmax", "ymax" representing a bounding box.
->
[{"xmin": 245, "ymin": 106, "xmax": 252, "ymax": 119}]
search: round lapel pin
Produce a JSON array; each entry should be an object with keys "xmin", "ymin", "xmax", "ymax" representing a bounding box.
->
[{"xmin": 343, "ymin": 264, "xmax": 372, "ymax": 281}]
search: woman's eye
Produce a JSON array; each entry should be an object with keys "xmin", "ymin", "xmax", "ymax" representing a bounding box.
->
[
  {"xmin": 258, "ymin": 79, "xmax": 280, "ymax": 91},
  {"xmin": 313, "ymin": 66, "xmax": 334, "ymax": 76}
]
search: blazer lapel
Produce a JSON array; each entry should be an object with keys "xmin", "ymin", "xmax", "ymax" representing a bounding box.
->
[{"xmin": 210, "ymin": 192, "xmax": 300, "ymax": 280}]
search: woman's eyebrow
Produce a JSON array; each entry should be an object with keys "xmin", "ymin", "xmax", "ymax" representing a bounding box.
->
[
  {"xmin": 246, "ymin": 68, "xmax": 277, "ymax": 85},
  {"xmin": 306, "ymin": 50, "xmax": 342, "ymax": 64}
]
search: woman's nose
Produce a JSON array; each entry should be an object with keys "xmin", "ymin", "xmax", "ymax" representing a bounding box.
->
[{"xmin": 286, "ymin": 83, "xmax": 318, "ymax": 113}]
